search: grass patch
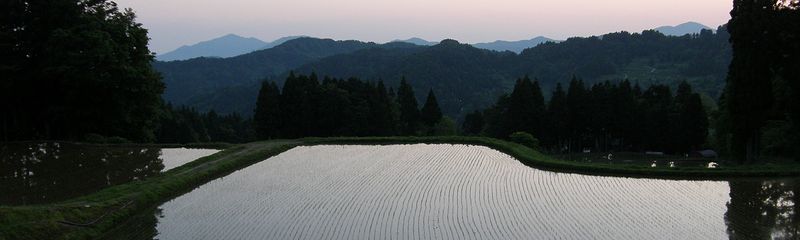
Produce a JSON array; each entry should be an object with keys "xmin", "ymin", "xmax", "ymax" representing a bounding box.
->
[{"xmin": 2, "ymin": 136, "xmax": 798, "ymax": 239}]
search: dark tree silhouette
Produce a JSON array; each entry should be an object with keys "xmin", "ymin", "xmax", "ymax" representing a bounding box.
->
[
  {"xmin": 254, "ymin": 81, "xmax": 282, "ymax": 139},
  {"xmin": 420, "ymin": 89, "xmax": 443, "ymax": 128},
  {"xmin": 723, "ymin": 0, "xmax": 800, "ymax": 163},
  {"xmin": 672, "ymin": 81, "xmax": 709, "ymax": 153},
  {"xmin": 0, "ymin": 0, "xmax": 164, "ymax": 142},
  {"xmin": 462, "ymin": 111, "xmax": 485, "ymax": 136},
  {"xmin": 397, "ymin": 77, "xmax": 421, "ymax": 135}
]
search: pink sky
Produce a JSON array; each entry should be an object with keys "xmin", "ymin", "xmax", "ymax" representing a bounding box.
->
[{"xmin": 114, "ymin": 0, "xmax": 733, "ymax": 54}]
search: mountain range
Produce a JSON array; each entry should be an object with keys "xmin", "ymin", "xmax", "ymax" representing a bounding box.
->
[
  {"xmin": 154, "ymin": 25, "xmax": 731, "ymax": 119},
  {"xmin": 156, "ymin": 35, "xmax": 305, "ymax": 61},
  {"xmin": 471, "ymin": 37, "xmax": 557, "ymax": 53},
  {"xmin": 654, "ymin": 22, "xmax": 713, "ymax": 36},
  {"xmin": 155, "ymin": 22, "xmax": 713, "ymax": 62},
  {"xmin": 159, "ymin": 35, "xmax": 557, "ymax": 61}
]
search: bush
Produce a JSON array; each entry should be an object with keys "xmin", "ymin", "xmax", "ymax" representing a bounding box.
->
[
  {"xmin": 509, "ymin": 132, "xmax": 539, "ymax": 150},
  {"xmin": 431, "ymin": 117, "xmax": 457, "ymax": 136}
]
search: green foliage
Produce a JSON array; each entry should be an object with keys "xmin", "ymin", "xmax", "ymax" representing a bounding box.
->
[
  {"xmin": 431, "ymin": 117, "xmax": 457, "ymax": 136},
  {"xmin": 155, "ymin": 105, "xmax": 254, "ymax": 143},
  {"xmin": 0, "ymin": 0, "xmax": 164, "ymax": 142},
  {"xmin": 510, "ymin": 132, "xmax": 540, "ymax": 150}
]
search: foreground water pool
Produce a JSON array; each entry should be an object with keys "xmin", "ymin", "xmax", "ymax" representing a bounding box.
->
[
  {"xmin": 0, "ymin": 142, "xmax": 220, "ymax": 205},
  {"xmin": 116, "ymin": 144, "xmax": 797, "ymax": 239}
]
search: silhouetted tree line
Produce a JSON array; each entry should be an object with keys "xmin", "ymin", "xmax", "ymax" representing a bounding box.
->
[
  {"xmin": 464, "ymin": 76, "xmax": 708, "ymax": 154},
  {"xmin": 716, "ymin": 0, "xmax": 800, "ymax": 163},
  {"xmin": 1, "ymin": 0, "xmax": 164, "ymax": 142},
  {"xmin": 254, "ymin": 73, "xmax": 452, "ymax": 139},
  {"xmin": 155, "ymin": 105, "xmax": 254, "ymax": 143}
]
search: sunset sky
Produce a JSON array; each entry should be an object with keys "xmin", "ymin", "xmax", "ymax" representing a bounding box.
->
[{"xmin": 114, "ymin": 0, "xmax": 733, "ymax": 54}]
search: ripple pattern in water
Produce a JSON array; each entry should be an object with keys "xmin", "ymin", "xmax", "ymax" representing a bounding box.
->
[{"xmin": 154, "ymin": 144, "xmax": 730, "ymax": 239}]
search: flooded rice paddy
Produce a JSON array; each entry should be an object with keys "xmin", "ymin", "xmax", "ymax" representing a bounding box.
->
[
  {"xmin": 0, "ymin": 142, "xmax": 219, "ymax": 205},
  {"xmin": 125, "ymin": 144, "xmax": 798, "ymax": 239}
]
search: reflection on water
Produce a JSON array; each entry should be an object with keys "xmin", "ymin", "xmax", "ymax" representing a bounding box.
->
[
  {"xmin": 0, "ymin": 142, "xmax": 219, "ymax": 206},
  {"xmin": 726, "ymin": 180, "xmax": 799, "ymax": 240},
  {"xmin": 99, "ymin": 145, "xmax": 799, "ymax": 240}
]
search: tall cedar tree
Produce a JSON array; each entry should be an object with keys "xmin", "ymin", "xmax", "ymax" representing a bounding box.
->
[
  {"xmin": 726, "ymin": 0, "xmax": 776, "ymax": 163},
  {"xmin": 254, "ymin": 81, "xmax": 282, "ymax": 139},
  {"xmin": 0, "ymin": 0, "xmax": 163, "ymax": 141},
  {"xmin": 280, "ymin": 73, "xmax": 320, "ymax": 138},
  {"xmin": 565, "ymin": 77, "xmax": 589, "ymax": 151},
  {"xmin": 672, "ymin": 81, "xmax": 709, "ymax": 153},
  {"xmin": 420, "ymin": 90, "xmax": 443, "ymax": 127},
  {"xmin": 505, "ymin": 77, "xmax": 541, "ymax": 137},
  {"xmin": 641, "ymin": 85, "xmax": 673, "ymax": 151},
  {"xmin": 724, "ymin": 0, "xmax": 800, "ymax": 162},
  {"xmin": 397, "ymin": 78, "xmax": 421, "ymax": 135},
  {"xmin": 546, "ymin": 83, "xmax": 569, "ymax": 151},
  {"xmin": 368, "ymin": 81, "xmax": 398, "ymax": 136}
]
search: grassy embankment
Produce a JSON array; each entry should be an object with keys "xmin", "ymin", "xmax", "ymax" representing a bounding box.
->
[{"xmin": 2, "ymin": 136, "xmax": 799, "ymax": 239}]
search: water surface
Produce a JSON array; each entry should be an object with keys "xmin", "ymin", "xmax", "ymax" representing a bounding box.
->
[
  {"xmin": 0, "ymin": 142, "xmax": 220, "ymax": 205},
  {"xmin": 112, "ymin": 144, "xmax": 798, "ymax": 239}
]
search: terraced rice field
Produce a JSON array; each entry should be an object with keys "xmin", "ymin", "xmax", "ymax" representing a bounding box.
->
[
  {"xmin": 150, "ymin": 144, "xmax": 733, "ymax": 239},
  {"xmin": 159, "ymin": 148, "xmax": 221, "ymax": 172}
]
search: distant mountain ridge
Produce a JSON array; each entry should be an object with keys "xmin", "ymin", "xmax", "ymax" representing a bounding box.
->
[
  {"xmin": 156, "ymin": 35, "xmax": 306, "ymax": 61},
  {"xmin": 157, "ymin": 34, "xmax": 267, "ymax": 61},
  {"xmin": 159, "ymin": 21, "xmax": 710, "ymax": 61},
  {"xmin": 472, "ymin": 36, "xmax": 557, "ymax": 53},
  {"xmin": 392, "ymin": 37, "xmax": 438, "ymax": 46},
  {"xmin": 393, "ymin": 36, "xmax": 558, "ymax": 53},
  {"xmin": 259, "ymin": 36, "xmax": 307, "ymax": 49},
  {"xmin": 654, "ymin": 22, "xmax": 712, "ymax": 36}
]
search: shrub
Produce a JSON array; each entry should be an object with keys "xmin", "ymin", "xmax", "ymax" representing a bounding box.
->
[{"xmin": 509, "ymin": 132, "xmax": 539, "ymax": 150}]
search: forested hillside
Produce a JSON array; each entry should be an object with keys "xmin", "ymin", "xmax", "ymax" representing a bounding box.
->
[
  {"xmin": 155, "ymin": 27, "xmax": 731, "ymax": 119},
  {"xmin": 153, "ymin": 37, "xmax": 394, "ymax": 107}
]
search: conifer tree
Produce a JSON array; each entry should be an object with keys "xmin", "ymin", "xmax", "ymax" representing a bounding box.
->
[
  {"xmin": 673, "ymin": 81, "xmax": 709, "ymax": 153},
  {"xmin": 420, "ymin": 89, "xmax": 443, "ymax": 128},
  {"xmin": 368, "ymin": 81, "xmax": 397, "ymax": 136},
  {"xmin": 397, "ymin": 77, "xmax": 421, "ymax": 135},
  {"xmin": 253, "ymin": 81, "xmax": 281, "ymax": 139},
  {"xmin": 546, "ymin": 83, "xmax": 569, "ymax": 150}
]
